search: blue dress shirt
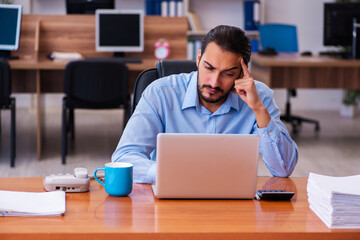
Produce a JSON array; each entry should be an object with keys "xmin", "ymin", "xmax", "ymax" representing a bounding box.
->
[{"xmin": 112, "ymin": 71, "xmax": 298, "ymax": 184}]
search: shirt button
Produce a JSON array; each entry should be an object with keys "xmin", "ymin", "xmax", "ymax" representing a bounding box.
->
[
  {"xmin": 262, "ymin": 134, "xmax": 265, "ymax": 137},
  {"xmin": 269, "ymin": 132, "xmax": 272, "ymax": 135}
]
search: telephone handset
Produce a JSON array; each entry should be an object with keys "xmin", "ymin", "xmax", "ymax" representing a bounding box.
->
[{"xmin": 43, "ymin": 167, "xmax": 90, "ymax": 192}]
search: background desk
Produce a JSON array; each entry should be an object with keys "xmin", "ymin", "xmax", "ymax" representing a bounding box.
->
[
  {"xmin": 10, "ymin": 15, "xmax": 187, "ymax": 160},
  {"xmin": 9, "ymin": 57, "xmax": 161, "ymax": 160},
  {"xmin": 0, "ymin": 177, "xmax": 359, "ymax": 240},
  {"xmin": 251, "ymin": 53, "xmax": 360, "ymax": 89}
]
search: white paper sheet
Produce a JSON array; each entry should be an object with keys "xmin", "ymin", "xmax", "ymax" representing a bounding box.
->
[{"xmin": 0, "ymin": 190, "xmax": 65, "ymax": 217}]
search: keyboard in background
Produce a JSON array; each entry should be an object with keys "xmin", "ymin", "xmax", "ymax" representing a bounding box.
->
[{"xmin": 319, "ymin": 51, "xmax": 351, "ymax": 59}]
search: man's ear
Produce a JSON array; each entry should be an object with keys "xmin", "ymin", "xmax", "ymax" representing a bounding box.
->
[{"xmin": 196, "ymin": 50, "xmax": 202, "ymax": 67}]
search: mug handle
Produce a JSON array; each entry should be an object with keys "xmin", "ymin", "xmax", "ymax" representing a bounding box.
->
[{"xmin": 94, "ymin": 168, "xmax": 105, "ymax": 187}]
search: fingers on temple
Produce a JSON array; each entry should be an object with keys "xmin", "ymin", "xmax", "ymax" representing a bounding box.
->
[{"xmin": 240, "ymin": 58, "xmax": 250, "ymax": 77}]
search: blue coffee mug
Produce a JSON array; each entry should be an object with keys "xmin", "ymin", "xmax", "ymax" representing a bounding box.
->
[{"xmin": 94, "ymin": 162, "xmax": 133, "ymax": 197}]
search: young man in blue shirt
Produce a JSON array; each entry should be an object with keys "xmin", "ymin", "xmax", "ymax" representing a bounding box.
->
[{"xmin": 112, "ymin": 25, "xmax": 298, "ymax": 184}]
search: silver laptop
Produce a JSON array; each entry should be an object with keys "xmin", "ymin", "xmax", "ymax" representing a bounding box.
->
[{"xmin": 152, "ymin": 133, "xmax": 260, "ymax": 199}]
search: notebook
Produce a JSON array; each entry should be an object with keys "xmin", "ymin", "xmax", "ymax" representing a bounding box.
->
[{"xmin": 152, "ymin": 133, "xmax": 260, "ymax": 199}]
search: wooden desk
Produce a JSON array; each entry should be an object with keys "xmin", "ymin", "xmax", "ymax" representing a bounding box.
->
[
  {"xmin": 10, "ymin": 15, "xmax": 187, "ymax": 160},
  {"xmin": 251, "ymin": 53, "xmax": 360, "ymax": 89},
  {"xmin": 0, "ymin": 177, "xmax": 359, "ymax": 240}
]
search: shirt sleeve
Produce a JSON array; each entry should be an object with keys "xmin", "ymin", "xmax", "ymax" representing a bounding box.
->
[
  {"xmin": 253, "ymin": 85, "xmax": 299, "ymax": 177},
  {"xmin": 111, "ymin": 85, "xmax": 163, "ymax": 184}
]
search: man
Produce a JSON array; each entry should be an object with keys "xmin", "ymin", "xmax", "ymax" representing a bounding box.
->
[{"xmin": 112, "ymin": 25, "xmax": 298, "ymax": 184}]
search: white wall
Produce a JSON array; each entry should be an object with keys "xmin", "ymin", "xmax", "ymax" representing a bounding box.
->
[{"xmin": 12, "ymin": 0, "xmax": 30, "ymax": 13}]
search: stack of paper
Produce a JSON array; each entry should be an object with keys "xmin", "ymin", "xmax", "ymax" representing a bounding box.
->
[
  {"xmin": 307, "ymin": 172, "xmax": 360, "ymax": 228},
  {"xmin": 0, "ymin": 190, "xmax": 65, "ymax": 217}
]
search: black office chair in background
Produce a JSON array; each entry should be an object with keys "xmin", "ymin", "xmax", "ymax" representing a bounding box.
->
[
  {"xmin": 132, "ymin": 59, "xmax": 197, "ymax": 114},
  {"xmin": 62, "ymin": 59, "xmax": 130, "ymax": 164},
  {"xmin": 0, "ymin": 59, "xmax": 16, "ymax": 167}
]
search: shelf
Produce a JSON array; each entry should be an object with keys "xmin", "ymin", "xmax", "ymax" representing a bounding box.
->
[
  {"xmin": 184, "ymin": 0, "xmax": 265, "ymax": 32},
  {"xmin": 187, "ymin": 30, "xmax": 208, "ymax": 36}
]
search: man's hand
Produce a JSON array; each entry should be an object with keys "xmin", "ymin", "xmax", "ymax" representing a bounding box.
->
[
  {"xmin": 231, "ymin": 58, "xmax": 271, "ymax": 128},
  {"xmin": 232, "ymin": 58, "xmax": 262, "ymax": 110}
]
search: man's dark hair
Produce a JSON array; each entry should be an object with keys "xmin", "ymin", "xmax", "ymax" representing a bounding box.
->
[{"xmin": 200, "ymin": 25, "xmax": 252, "ymax": 65}]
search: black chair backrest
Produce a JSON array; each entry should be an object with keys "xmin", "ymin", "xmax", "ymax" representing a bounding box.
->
[
  {"xmin": 64, "ymin": 59, "xmax": 129, "ymax": 107},
  {"xmin": 0, "ymin": 59, "xmax": 11, "ymax": 105},
  {"xmin": 132, "ymin": 68, "xmax": 158, "ymax": 114},
  {"xmin": 131, "ymin": 59, "xmax": 197, "ymax": 114},
  {"xmin": 157, "ymin": 59, "xmax": 198, "ymax": 78}
]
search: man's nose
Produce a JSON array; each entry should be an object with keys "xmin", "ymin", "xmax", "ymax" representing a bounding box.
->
[{"xmin": 209, "ymin": 73, "xmax": 221, "ymax": 88}]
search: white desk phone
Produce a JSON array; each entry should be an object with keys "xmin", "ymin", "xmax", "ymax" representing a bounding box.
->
[{"xmin": 43, "ymin": 167, "xmax": 90, "ymax": 192}]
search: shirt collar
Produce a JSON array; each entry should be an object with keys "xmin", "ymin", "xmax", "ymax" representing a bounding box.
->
[
  {"xmin": 217, "ymin": 92, "xmax": 241, "ymax": 114},
  {"xmin": 181, "ymin": 71, "xmax": 242, "ymax": 113},
  {"xmin": 182, "ymin": 71, "xmax": 200, "ymax": 110}
]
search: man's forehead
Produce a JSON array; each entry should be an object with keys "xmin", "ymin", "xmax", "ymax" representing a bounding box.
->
[
  {"xmin": 203, "ymin": 60, "xmax": 239, "ymax": 70},
  {"xmin": 202, "ymin": 57, "xmax": 241, "ymax": 72},
  {"xmin": 201, "ymin": 44, "xmax": 242, "ymax": 69}
]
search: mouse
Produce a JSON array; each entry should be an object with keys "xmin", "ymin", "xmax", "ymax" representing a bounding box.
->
[{"xmin": 301, "ymin": 51, "xmax": 312, "ymax": 56}]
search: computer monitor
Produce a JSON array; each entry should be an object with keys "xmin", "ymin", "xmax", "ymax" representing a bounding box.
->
[
  {"xmin": 66, "ymin": 0, "xmax": 114, "ymax": 14},
  {"xmin": 0, "ymin": 4, "xmax": 22, "ymax": 58},
  {"xmin": 95, "ymin": 9, "xmax": 144, "ymax": 58},
  {"xmin": 324, "ymin": 3, "xmax": 360, "ymax": 47}
]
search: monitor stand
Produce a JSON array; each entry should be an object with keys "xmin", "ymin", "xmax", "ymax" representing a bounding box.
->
[
  {"xmin": 113, "ymin": 52, "xmax": 142, "ymax": 63},
  {"xmin": 0, "ymin": 50, "xmax": 19, "ymax": 60}
]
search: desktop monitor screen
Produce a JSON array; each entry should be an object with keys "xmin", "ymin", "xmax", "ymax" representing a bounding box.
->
[
  {"xmin": 95, "ymin": 9, "xmax": 144, "ymax": 53},
  {"xmin": 324, "ymin": 3, "xmax": 360, "ymax": 46},
  {"xmin": 0, "ymin": 4, "xmax": 22, "ymax": 51}
]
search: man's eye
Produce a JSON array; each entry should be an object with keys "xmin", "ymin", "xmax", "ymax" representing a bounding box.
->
[
  {"xmin": 223, "ymin": 73, "xmax": 234, "ymax": 77},
  {"xmin": 205, "ymin": 66, "xmax": 214, "ymax": 70}
]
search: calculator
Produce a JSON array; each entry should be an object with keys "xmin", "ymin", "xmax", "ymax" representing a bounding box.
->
[{"xmin": 255, "ymin": 190, "xmax": 295, "ymax": 201}]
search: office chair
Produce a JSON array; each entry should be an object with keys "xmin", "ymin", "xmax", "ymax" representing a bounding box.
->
[
  {"xmin": 0, "ymin": 59, "xmax": 16, "ymax": 167},
  {"xmin": 62, "ymin": 59, "xmax": 130, "ymax": 164},
  {"xmin": 258, "ymin": 24, "xmax": 320, "ymax": 134},
  {"xmin": 132, "ymin": 59, "xmax": 197, "ymax": 114}
]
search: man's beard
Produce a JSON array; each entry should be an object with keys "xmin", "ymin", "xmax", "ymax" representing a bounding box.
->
[{"xmin": 197, "ymin": 73, "xmax": 232, "ymax": 104}]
